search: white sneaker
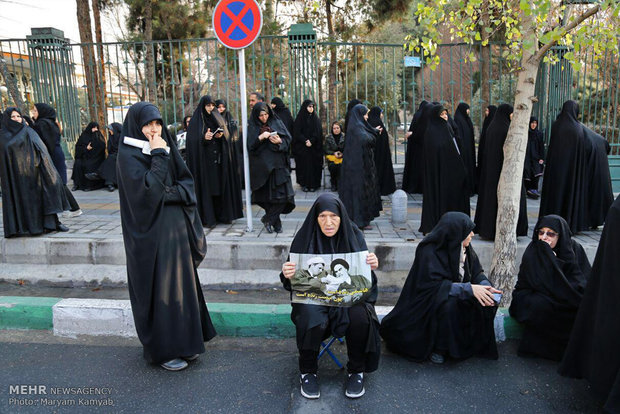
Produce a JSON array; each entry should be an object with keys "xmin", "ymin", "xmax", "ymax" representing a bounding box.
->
[{"xmin": 63, "ymin": 209, "xmax": 83, "ymax": 218}]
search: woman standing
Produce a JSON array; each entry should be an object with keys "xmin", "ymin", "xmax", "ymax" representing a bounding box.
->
[
  {"xmin": 367, "ymin": 106, "xmax": 396, "ymax": 196},
  {"xmin": 247, "ymin": 102, "xmax": 295, "ymax": 233},
  {"xmin": 402, "ymin": 100, "xmax": 431, "ymax": 195},
  {"xmin": 324, "ymin": 121, "xmax": 345, "ymax": 191},
  {"xmin": 338, "ymin": 104, "xmax": 381, "ymax": 230},
  {"xmin": 270, "ymin": 97, "xmax": 294, "ymax": 136},
  {"xmin": 31, "ymin": 103, "xmax": 67, "ymax": 185},
  {"xmin": 292, "ymin": 99, "xmax": 323, "ymax": 192},
  {"xmin": 186, "ymin": 95, "xmax": 243, "ymax": 228},
  {"xmin": 453, "ymin": 102, "xmax": 476, "ymax": 195},
  {"xmin": 510, "ymin": 215, "xmax": 590, "ymax": 361},
  {"xmin": 72, "ymin": 122, "xmax": 106, "ymax": 191},
  {"xmin": 216, "ymin": 99, "xmax": 243, "ymax": 186},
  {"xmin": 281, "ymin": 193, "xmax": 380, "ymax": 399},
  {"xmin": 117, "ymin": 102, "xmax": 216, "ymax": 371},
  {"xmin": 476, "ymin": 105, "xmax": 497, "ymax": 184},
  {"xmin": 0, "ymin": 108, "xmax": 70, "ymax": 237},
  {"xmin": 90, "ymin": 122, "xmax": 121, "ymax": 192},
  {"xmin": 524, "ymin": 116, "xmax": 545, "ymax": 199}
]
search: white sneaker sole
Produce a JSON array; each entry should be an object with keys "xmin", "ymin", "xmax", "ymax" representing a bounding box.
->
[
  {"xmin": 345, "ymin": 387, "xmax": 365, "ymax": 398},
  {"xmin": 300, "ymin": 386, "xmax": 320, "ymax": 399}
]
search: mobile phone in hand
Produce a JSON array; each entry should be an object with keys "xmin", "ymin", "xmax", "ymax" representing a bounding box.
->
[
  {"xmin": 492, "ymin": 292, "xmax": 502, "ymax": 305},
  {"xmin": 269, "ymin": 131, "xmax": 278, "ymax": 136},
  {"xmin": 213, "ymin": 127, "xmax": 223, "ymax": 134}
]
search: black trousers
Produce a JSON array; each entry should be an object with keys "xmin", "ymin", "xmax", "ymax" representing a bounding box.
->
[
  {"xmin": 525, "ymin": 176, "xmax": 540, "ymax": 191},
  {"xmin": 263, "ymin": 202, "xmax": 287, "ymax": 226},
  {"xmin": 328, "ymin": 163, "xmax": 340, "ymax": 189},
  {"xmin": 298, "ymin": 305, "xmax": 370, "ymax": 374}
]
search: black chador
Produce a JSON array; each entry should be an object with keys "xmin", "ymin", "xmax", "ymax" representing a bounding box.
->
[
  {"xmin": 402, "ymin": 100, "xmax": 430, "ymax": 194},
  {"xmin": 247, "ymin": 103, "xmax": 295, "ymax": 232},
  {"xmin": 186, "ymin": 95, "xmax": 243, "ymax": 227},
  {"xmin": 474, "ymin": 103, "xmax": 528, "ymax": 239},
  {"xmin": 32, "ymin": 103, "xmax": 67, "ymax": 184},
  {"xmin": 509, "ymin": 215, "xmax": 590, "ymax": 361},
  {"xmin": 292, "ymin": 100, "xmax": 323, "ymax": 191},
  {"xmin": 453, "ymin": 102, "xmax": 476, "ymax": 194},
  {"xmin": 343, "ymin": 98, "xmax": 362, "ymax": 133},
  {"xmin": 524, "ymin": 116, "xmax": 544, "ymax": 195},
  {"xmin": 367, "ymin": 106, "xmax": 396, "ymax": 196},
  {"xmin": 477, "ymin": 105, "xmax": 497, "ymax": 183},
  {"xmin": 117, "ymin": 102, "xmax": 216, "ymax": 365},
  {"xmin": 271, "ymin": 97, "xmax": 294, "ymax": 136},
  {"xmin": 338, "ymin": 104, "xmax": 381, "ymax": 229},
  {"xmin": 419, "ymin": 104, "xmax": 470, "ymax": 235},
  {"xmin": 215, "ymin": 99, "xmax": 243, "ymax": 188},
  {"xmin": 96, "ymin": 122, "xmax": 121, "ymax": 191},
  {"xmin": 380, "ymin": 212, "xmax": 499, "ymax": 362},
  {"xmin": 539, "ymin": 100, "xmax": 613, "ymax": 233},
  {"xmin": 0, "ymin": 107, "xmax": 70, "ymax": 237},
  {"xmin": 280, "ymin": 193, "xmax": 381, "ymax": 375},
  {"xmin": 72, "ymin": 122, "xmax": 106, "ymax": 191},
  {"xmin": 559, "ymin": 194, "xmax": 620, "ymax": 414}
]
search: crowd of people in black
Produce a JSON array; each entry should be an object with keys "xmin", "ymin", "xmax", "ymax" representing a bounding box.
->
[{"xmin": 0, "ymin": 95, "xmax": 617, "ymax": 411}]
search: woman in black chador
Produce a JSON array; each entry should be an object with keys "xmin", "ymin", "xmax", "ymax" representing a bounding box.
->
[
  {"xmin": 0, "ymin": 108, "xmax": 70, "ymax": 237},
  {"xmin": 402, "ymin": 100, "xmax": 430, "ymax": 194},
  {"xmin": 419, "ymin": 104, "xmax": 470, "ymax": 234},
  {"xmin": 539, "ymin": 100, "xmax": 613, "ymax": 233},
  {"xmin": 509, "ymin": 215, "xmax": 590, "ymax": 361},
  {"xmin": 524, "ymin": 116, "xmax": 545, "ymax": 199},
  {"xmin": 292, "ymin": 99, "xmax": 323, "ymax": 192},
  {"xmin": 453, "ymin": 102, "xmax": 476, "ymax": 195},
  {"xmin": 90, "ymin": 122, "xmax": 121, "ymax": 192},
  {"xmin": 367, "ymin": 106, "xmax": 396, "ymax": 196},
  {"xmin": 117, "ymin": 102, "xmax": 216, "ymax": 371},
  {"xmin": 474, "ymin": 103, "xmax": 528, "ymax": 240},
  {"xmin": 186, "ymin": 95, "xmax": 243, "ymax": 228},
  {"xmin": 280, "ymin": 193, "xmax": 380, "ymax": 399},
  {"xmin": 324, "ymin": 121, "xmax": 345, "ymax": 191},
  {"xmin": 338, "ymin": 104, "xmax": 381, "ymax": 229},
  {"xmin": 31, "ymin": 103, "xmax": 67, "ymax": 184},
  {"xmin": 247, "ymin": 102, "xmax": 295, "ymax": 233},
  {"xmin": 559, "ymin": 194, "xmax": 620, "ymax": 414},
  {"xmin": 343, "ymin": 98, "xmax": 362, "ymax": 133},
  {"xmin": 271, "ymin": 97, "xmax": 294, "ymax": 136},
  {"xmin": 72, "ymin": 122, "xmax": 106, "ymax": 191},
  {"xmin": 477, "ymin": 104, "xmax": 497, "ymax": 183},
  {"xmin": 216, "ymin": 99, "xmax": 243, "ymax": 186},
  {"xmin": 380, "ymin": 212, "xmax": 501, "ymax": 364}
]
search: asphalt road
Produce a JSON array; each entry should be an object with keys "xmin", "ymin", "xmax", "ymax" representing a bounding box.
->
[{"xmin": 0, "ymin": 331, "xmax": 602, "ymax": 413}]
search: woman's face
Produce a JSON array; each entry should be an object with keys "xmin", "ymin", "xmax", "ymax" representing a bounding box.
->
[
  {"xmin": 332, "ymin": 123, "xmax": 341, "ymax": 135},
  {"xmin": 530, "ymin": 120, "xmax": 538, "ymax": 130},
  {"xmin": 258, "ymin": 110, "xmax": 269, "ymax": 124},
  {"xmin": 462, "ymin": 231, "xmax": 474, "ymax": 247},
  {"xmin": 141, "ymin": 120, "xmax": 162, "ymax": 140},
  {"xmin": 484, "ymin": 107, "xmax": 489, "ymax": 117},
  {"xmin": 10, "ymin": 111, "xmax": 22, "ymax": 123},
  {"xmin": 217, "ymin": 104, "xmax": 226, "ymax": 114},
  {"xmin": 538, "ymin": 227, "xmax": 558, "ymax": 249},
  {"xmin": 440, "ymin": 110, "xmax": 448, "ymax": 121},
  {"xmin": 363, "ymin": 112, "xmax": 369, "ymax": 121},
  {"xmin": 306, "ymin": 104, "xmax": 314, "ymax": 114},
  {"xmin": 91, "ymin": 125, "xmax": 98, "ymax": 132},
  {"xmin": 466, "ymin": 108, "xmax": 470, "ymax": 115},
  {"xmin": 317, "ymin": 210, "xmax": 341, "ymax": 237},
  {"xmin": 205, "ymin": 103, "xmax": 215, "ymax": 114},
  {"xmin": 31, "ymin": 106, "xmax": 38, "ymax": 120}
]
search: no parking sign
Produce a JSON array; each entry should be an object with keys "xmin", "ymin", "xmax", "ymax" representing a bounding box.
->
[{"xmin": 212, "ymin": 0, "xmax": 263, "ymax": 50}]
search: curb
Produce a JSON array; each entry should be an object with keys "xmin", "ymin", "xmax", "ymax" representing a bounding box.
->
[{"xmin": 0, "ymin": 296, "xmax": 523, "ymax": 341}]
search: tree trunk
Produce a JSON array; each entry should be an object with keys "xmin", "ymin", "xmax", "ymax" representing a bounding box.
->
[
  {"xmin": 76, "ymin": 0, "xmax": 102, "ymax": 126},
  {"xmin": 490, "ymin": 15, "xmax": 540, "ymax": 306},
  {"xmin": 144, "ymin": 0, "xmax": 156, "ymax": 103},
  {"xmin": 325, "ymin": 0, "xmax": 338, "ymax": 123},
  {"xmin": 0, "ymin": 57, "xmax": 26, "ymax": 111},
  {"xmin": 91, "ymin": 0, "xmax": 107, "ymax": 130},
  {"xmin": 479, "ymin": 0, "xmax": 491, "ymax": 109}
]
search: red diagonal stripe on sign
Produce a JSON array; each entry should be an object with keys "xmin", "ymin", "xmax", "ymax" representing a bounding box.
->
[{"xmin": 223, "ymin": 4, "xmax": 252, "ymax": 37}]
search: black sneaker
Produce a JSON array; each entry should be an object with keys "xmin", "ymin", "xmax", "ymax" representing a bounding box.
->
[
  {"xmin": 430, "ymin": 352, "xmax": 445, "ymax": 364},
  {"xmin": 345, "ymin": 373, "xmax": 365, "ymax": 398},
  {"xmin": 300, "ymin": 373, "xmax": 320, "ymax": 399}
]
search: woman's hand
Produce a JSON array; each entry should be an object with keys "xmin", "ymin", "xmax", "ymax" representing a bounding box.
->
[
  {"xmin": 214, "ymin": 131, "xmax": 223, "ymax": 139},
  {"xmin": 269, "ymin": 134, "xmax": 282, "ymax": 145},
  {"xmin": 204, "ymin": 128, "xmax": 214, "ymax": 141},
  {"xmin": 305, "ymin": 139, "xmax": 312, "ymax": 147},
  {"xmin": 282, "ymin": 262, "xmax": 296, "ymax": 279},
  {"xmin": 86, "ymin": 142, "xmax": 93, "ymax": 151},
  {"xmin": 366, "ymin": 252, "xmax": 379, "ymax": 270},
  {"xmin": 335, "ymin": 151, "xmax": 343, "ymax": 158},
  {"xmin": 472, "ymin": 285, "xmax": 502, "ymax": 307},
  {"xmin": 147, "ymin": 131, "xmax": 167, "ymax": 150},
  {"xmin": 259, "ymin": 131, "xmax": 271, "ymax": 141}
]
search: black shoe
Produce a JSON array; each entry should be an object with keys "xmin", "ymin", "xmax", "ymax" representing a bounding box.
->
[
  {"xmin": 71, "ymin": 185, "xmax": 78, "ymax": 191},
  {"xmin": 107, "ymin": 185, "xmax": 115, "ymax": 192},
  {"xmin": 83, "ymin": 187, "xmax": 92, "ymax": 192},
  {"xmin": 160, "ymin": 358, "xmax": 188, "ymax": 371},
  {"xmin": 182, "ymin": 354, "xmax": 199, "ymax": 362},
  {"xmin": 56, "ymin": 224, "xmax": 70, "ymax": 232},
  {"xmin": 264, "ymin": 223, "xmax": 274, "ymax": 233},
  {"xmin": 85, "ymin": 172, "xmax": 102, "ymax": 181},
  {"xmin": 345, "ymin": 373, "xmax": 365, "ymax": 398},
  {"xmin": 309, "ymin": 187, "xmax": 317, "ymax": 192},
  {"xmin": 430, "ymin": 352, "xmax": 445, "ymax": 364},
  {"xmin": 300, "ymin": 373, "xmax": 320, "ymax": 399},
  {"xmin": 274, "ymin": 222, "xmax": 282, "ymax": 233},
  {"xmin": 302, "ymin": 187, "xmax": 309, "ymax": 192}
]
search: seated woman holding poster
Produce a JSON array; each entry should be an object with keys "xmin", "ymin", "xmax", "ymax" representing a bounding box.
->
[
  {"xmin": 380, "ymin": 212, "xmax": 501, "ymax": 364},
  {"xmin": 280, "ymin": 193, "xmax": 380, "ymax": 400}
]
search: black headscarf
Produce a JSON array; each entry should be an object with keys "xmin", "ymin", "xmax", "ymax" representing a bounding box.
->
[
  {"xmin": 559, "ymin": 195, "xmax": 620, "ymax": 412},
  {"xmin": 270, "ymin": 97, "xmax": 294, "ymax": 136},
  {"xmin": 214, "ymin": 99, "xmax": 236, "ymax": 131},
  {"xmin": 344, "ymin": 98, "xmax": 363, "ymax": 133},
  {"xmin": 247, "ymin": 102, "xmax": 292, "ymax": 191},
  {"xmin": 524, "ymin": 116, "xmax": 544, "ymax": 181},
  {"xmin": 1, "ymin": 107, "xmax": 25, "ymax": 135},
  {"xmin": 292, "ymin": 99, "xmax": 323, "ymax": 155},
  {"xmin": 33, "ymin": 103, "xmax": 61, "ymax": 154},
  {"xmin": 477, "ymin": 104, "xmax": 497, "ymax": 179},
  {"xmin": 453, "ymin": 102, "xmax": 476, "ymax": 194},
  {"xmin": 107, "ymin": 122, "xmax": 122, "ymax": 155}
]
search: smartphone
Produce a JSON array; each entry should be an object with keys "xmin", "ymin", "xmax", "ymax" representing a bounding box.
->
[
  {"xmin": 492, "ymin": 292, "xmax": 502, "ymax": 305},
  {"xmin": 269, "ymin": 131, "xmax": 278, "ymax": 136},
  {"xmin": 213, "ymin": 127, "xmax": 223, "ymax": 134}
]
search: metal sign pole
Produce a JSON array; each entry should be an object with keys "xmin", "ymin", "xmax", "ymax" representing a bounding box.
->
[{"xmin": 239, "ymin": 48, "xmax": 252, "ymax": 232}]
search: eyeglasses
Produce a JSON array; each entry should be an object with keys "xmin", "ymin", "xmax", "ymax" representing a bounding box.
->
[{"xmin": 538, "ymin": 230, "xmax": 558, "ymax": 238}]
